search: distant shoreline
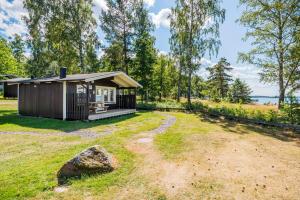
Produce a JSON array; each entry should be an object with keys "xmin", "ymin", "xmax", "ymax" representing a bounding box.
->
[{"xmin": 251, "ymin": 96, "xmax": 300, "ymax": 98}]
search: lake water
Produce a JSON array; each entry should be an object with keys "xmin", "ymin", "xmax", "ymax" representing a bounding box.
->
[{"xmin": 251, "ymin": 97, "xmax": 300, "ymax": 105}]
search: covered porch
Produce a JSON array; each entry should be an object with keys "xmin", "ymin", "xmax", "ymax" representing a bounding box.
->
[{"xmin": 66, "ymin": 72, "xmax": 141, "ymax": 121}]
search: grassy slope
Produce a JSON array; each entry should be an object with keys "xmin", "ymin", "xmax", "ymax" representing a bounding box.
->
[
  {"xmin": 155, "ymin": 111, "xmax": 292, "ymax": 160},
  {"xmin": 0, "ymin": 99, "xmax": 165, "ymax": 200}
]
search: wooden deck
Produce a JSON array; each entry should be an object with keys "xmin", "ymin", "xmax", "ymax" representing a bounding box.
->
[{"xmin": 88, "ymin": 109, "xmax": 136, "ymax": 120}]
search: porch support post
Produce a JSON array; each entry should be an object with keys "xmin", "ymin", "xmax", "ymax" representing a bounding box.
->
[
  {"xmin": 86, "ymin": 82, "xmax": 90, "ymax": 120},
  {"xmin": 17, "ymin": 83, "xmax": 19, "ymax": 115},
  {"xmin": 63, "ymin": 81, "xmax": 67, "ymax": 120}
]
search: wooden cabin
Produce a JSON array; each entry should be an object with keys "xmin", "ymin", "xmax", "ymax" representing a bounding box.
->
[
  {"xmin": 15, "ymin": 69, "xmax": 142, "ymax": 120},
  {"xmin": 1, "ymin": 78, "xmax": 30, "ymax": 98}
]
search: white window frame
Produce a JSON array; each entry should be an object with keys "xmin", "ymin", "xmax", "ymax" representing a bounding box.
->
[{"xmin": 95, "ymin": 86, "xmax": 116, "ymax": 104}]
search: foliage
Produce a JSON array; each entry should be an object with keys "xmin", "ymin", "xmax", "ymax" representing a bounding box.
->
[
  {"xmin": 281, "ymin": 95, "xmax": 300, "ymax": 124},
  {"xmin": 169, "ymin": 0, "xmax": 189, "ymax": 102},
  {"xmin": 100, "ymin": 0, "xmax": 136, "ymax": 74},
  {"xmin": 9, "ymin": 34, "xmax": 26, "ymax": 76},
  {"xmin": 137, "ymin": 98, "xmax": 300, "ymax": 125},
  {"xmin": 170, "ymin": 0, "xmax": 225, "ymax": 106},
  {"xmin": 238, "ymin": 0, "xmax": 300, "ymax": 108},
  {"xmin": 0, "ymin": 37, "xmax": 18, "ymax": 76},
  {"xmin": 132, "ymin": 0, "xmax": 157, "ymax": 102},
  {"xmin": 24, "ymin": 0, "xmax": 98, "ymax": 77},
  {"xmin": 227, "ymin": 78, "xmax": 252, "ymax": 104},
  {"xmin": 206, "ymin": 57, "xmax": 232, "ymax": 101}
]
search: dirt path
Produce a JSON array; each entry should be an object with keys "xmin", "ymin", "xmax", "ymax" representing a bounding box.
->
[
  {"xmin": 122, "ymin": 113, "xmax": 192, "ymax": 199},
  {"xmin": 122, "ymin": 114, "xmax": 300, "ymax": 200}
]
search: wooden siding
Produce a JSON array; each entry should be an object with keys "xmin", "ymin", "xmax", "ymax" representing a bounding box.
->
[
  {"xmin": 3, "ymin": 83, "xmax": 18, "ymax": 98},
  {"xmin": 66, "ymin": 82, "xmax": 89, "ymax": 120},
  {"xmin": 19, "ymin": 83, "xmax": 63, "ymax": 119}
]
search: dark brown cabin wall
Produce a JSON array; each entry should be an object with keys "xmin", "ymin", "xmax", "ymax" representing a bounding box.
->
[
  {"xmin": 66, "ymin": 82, "xmax": 89, "ymax": 120},
  {"xmin": 19, "ymin": 82, "xmax": 63, "ymax": 119},
  {"xmin": 3, "ymin": 83, "xmax": 18, "ymax": 98}
]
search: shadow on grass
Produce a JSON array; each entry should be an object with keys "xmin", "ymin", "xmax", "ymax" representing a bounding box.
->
[
  {"xmin": 198, "ymin": 113, "xmax": 299, "ymax": 142},
  {"xmin": 0, "ymin": 110, "xmax": 150, "ymax": 133}
]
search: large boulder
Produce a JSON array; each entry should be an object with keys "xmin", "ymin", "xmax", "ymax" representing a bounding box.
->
[{"xmin": 57, "ymin": 145, "xmax": 117, "ymax": 185}]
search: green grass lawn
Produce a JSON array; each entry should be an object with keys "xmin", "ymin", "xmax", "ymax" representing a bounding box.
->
[
  {"xmin": 0, "ymin": 99, "xmax": 165, "ymax": 200},
  {"xmin": 1, "ymin": 99, "xmax": 299, "ymax": 200}
]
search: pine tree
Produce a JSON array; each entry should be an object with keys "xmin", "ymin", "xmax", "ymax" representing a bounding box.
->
[
  {"xmin": 132, "ymin": 0, "xmax": 156, "ymax": 102},
  {"xmin": 228, "ymin": 78, "xmax": 252, "ymax": 104},
  {"xmin": 100, "ymin": 0, "xmax": 136, "ymax": 74},
  {"xmin": 207, "ymin": 58, "xmax": 232, "ymax": 101}
]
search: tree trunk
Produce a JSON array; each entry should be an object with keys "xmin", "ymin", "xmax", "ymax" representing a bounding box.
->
[
  {"xmin": 159, "ymin": 60, "xmax": 163, "ymax": 101},
  {"xmin": 177, "ymin": 59, "xmax": 182, "ymax": 102},
  {"xmin": 187, "ymin": 68, "xmax": 192, "ymax": 106},
  {"xmin": 79, "ymin": 39, "xmax": 84, "ymax": 72},
  {"xmin": 123, "ymin": 19, "xmax": 129, "ymax": 74},
  {"xmin": 278, "ymin": 14, "xmax": 285, "ymax": 109},
  {"xmin": 187, "ymin": 0, "xmax": 194, "ymax": 108},
  {"xmin": 278, "ymin": 62, "xmax": 285, "ymax": 109}
]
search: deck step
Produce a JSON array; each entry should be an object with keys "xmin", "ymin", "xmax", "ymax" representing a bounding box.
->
[{"xmin": 88, "ymin": 109, "xmax": 136, "ymax": 120}]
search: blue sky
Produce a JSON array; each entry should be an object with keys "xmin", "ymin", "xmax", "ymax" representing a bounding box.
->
[{"xmin": 1, "ymin": 0, "xmax": 297, "ymax": 96}]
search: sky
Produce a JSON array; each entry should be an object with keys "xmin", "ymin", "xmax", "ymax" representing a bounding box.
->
[{"xmin": 0, "ymin": 0, "xmax": 297, "ymax": 96}]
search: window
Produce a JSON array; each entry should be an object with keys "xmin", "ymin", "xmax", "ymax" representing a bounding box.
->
[
  {"xmin": 103, "ymin": 89, "xmax": 108, "ymax": 102},
  {"xmin": 110, "ymin": 89, "xmax": 114, "ymax": 102},
  {"xmin": 77, "ymin": 85, "xmax": 86, "ymax": 94},
  {"xmin": 95, "ymin": 86, "xmax": 116, "ymax": 104}
]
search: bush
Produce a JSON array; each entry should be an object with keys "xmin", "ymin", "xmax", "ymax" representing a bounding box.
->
[{"xmin": 137, "ymin": 99, "xmax": 299, "ymax": 125}]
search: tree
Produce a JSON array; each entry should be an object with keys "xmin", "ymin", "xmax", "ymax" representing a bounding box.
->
[
  {"xmin": 68, "ymin": 0, "xmax": 98, "ymax": 72},
  {"xmin": 24, "ymin": 0, "xmax": 98, "ymax": 76},
  {"xmin": 155, "ymin": 54, "xmax": 168, "ymax": 101},
  {"xmin": 191, "ymin": 75, "xmax": 206, "ymax": 98},
  {"xmin": 100, "ymin": 41, "xmax": 124, "ymax": 72},
  {"xmin": 170, "ymin": 0, "xmax": 225, "ymax": 107},
  {"xmin": 9, "ymin": 34, "xmax": 25, "ymax": 64},
  {"xmin": 238, "ymin": 0, "xmax": 300, "ymax": 108},
  {"xmin": 132, "ymin": 0, "xmax": 156, "ymax": 102},
  {"xmin": 288, "ymin": 32, "xmax": 300, "ymax": 93},
  {"xmin": 0, "ymin": 37, "xmax": 18, "ymax": 76},
  {"xmin": 207, "ymin": 58, "xmax": 232, "ymax": 101},
  {"xmin": 170, "ymin": 0, "xmax": 188, "ymax": 102},
  {"xmin": 228, "ymin": 78, "xmax": 252, "ymax": 104},
  {"xmin": 100, "ymin": 0, "xmax": 136, "ymax": 74},
  {"xmin": 9, "ymin": 34, "xmax": 26, "ymax": 76}
]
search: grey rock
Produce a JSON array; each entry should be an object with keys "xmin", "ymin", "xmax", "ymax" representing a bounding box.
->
[{"xmin": 57, "ymin": 145, "xmax": 117, "ymax": 185}]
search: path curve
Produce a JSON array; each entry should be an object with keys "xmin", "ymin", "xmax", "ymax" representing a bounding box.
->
[{"xmin": 124, "ymin": 113, "xmax": 198, "ymax": 198}]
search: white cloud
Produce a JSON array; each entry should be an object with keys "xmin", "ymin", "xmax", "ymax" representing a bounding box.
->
[
  {"xmin": 0, "ymin": 0, "xmax": 28, "ymax": 38},
  {"xmin": 158, "ymin": 50, "xmax": 168, "ymax": 56},
  {"xmin": 149, "ymin": 8, "xmax": 171, "ymax": 28},
  {"xmin": 93, "ymin": 0, "xmax": 108, "ymax": 13},
  {"xmin": 144, "ymin": 0, "xmax": 155, "ymax": 7}
]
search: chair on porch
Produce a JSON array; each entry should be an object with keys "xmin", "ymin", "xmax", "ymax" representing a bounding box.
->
[{"xmin": 89, "ymin": 96, "xmax": 109, "ymax": 114}]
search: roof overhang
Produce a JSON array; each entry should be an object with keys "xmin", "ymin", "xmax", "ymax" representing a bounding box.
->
[{"xmin": 85, "ymin": 72, "xmax": 142, "ymax": 88}]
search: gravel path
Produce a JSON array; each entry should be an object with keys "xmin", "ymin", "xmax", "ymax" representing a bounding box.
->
[
  {"xmin": 0, "ymin": 126, "xmax": 116, "ymax": 139},
  {"xmin": 0, "ymin": 113, "xmax": 175, "ymax": 139},
  {"xmin": 136, "ymin": 113, "xmax": 176, "ymax": 143},
  {"xmin": 147, "ymin": 113, "xmax": 176, "ymax": 135}
]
